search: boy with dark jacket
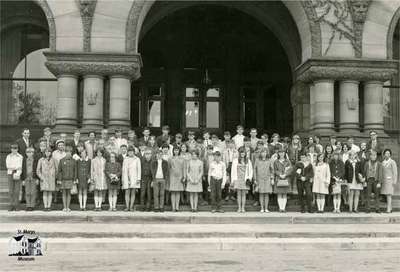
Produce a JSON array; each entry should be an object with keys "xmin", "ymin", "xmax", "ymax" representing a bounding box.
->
[
  {"xmin": 150, "ymin": 150, "xmax": 169, "ymax": 212},
  {"xmin": 363, "ymin": 150, "xmax": 383, "ymax": 213},
  {"xmin": 294, "ymin": 153, "xmax": 314, "ymax": 213}
]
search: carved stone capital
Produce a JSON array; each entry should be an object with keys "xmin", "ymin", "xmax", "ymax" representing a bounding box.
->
[
  {"xmin": 44, "ymin": 52, "xmax": 142, "ymax": 79},
  {"xmin": 296, "ymin": 58, "xmax": 398, "ymax": 83}
]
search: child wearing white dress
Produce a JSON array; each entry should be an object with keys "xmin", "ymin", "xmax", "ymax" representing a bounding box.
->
[{"xmin": 122, "ymin": 146, "xmax": 141, "ymax": 211}]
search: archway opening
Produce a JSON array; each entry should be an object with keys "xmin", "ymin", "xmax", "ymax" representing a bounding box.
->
[
  {"xmin": 136, "ymin": 3, "xmax": 299, "ymax": 136},
  {"xmin": 0, "ymin": 0, "xmax": 56, "ymax": 127}
]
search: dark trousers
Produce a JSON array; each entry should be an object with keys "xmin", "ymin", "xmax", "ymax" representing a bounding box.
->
[
  {"xmin": 297, "ymin": 179, "xmax": 313, "ymax": 212},
  {"xmin": 153, "ymin": 179, "xmax": 165, "ymax": 210},
  {"xmin": 8, "ymin": 175, "xmax": 21, "ymax": 209},
  {"xmin": 140, "ymin": 176, "xmax": 152, "ymax": 209},
  {"xmin": 365, "ymin": 177, "xmax": 381, "ymax": 210},
  {"xmin": 24, "ymin": 178, "xmax": 38, "ymax": 208},
  {"xmin": 210, "ymin": 177, "xmax": 222, "ymax": 210},
  {"xmin": 201, "ymin": 176, "xmax": 209, "ymax": 203}
]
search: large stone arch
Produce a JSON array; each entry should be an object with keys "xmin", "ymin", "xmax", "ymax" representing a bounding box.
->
[
  {"xmin": 362, "ymin": 0, "xmax": 400, "ymax": 58},
  {"xmin": 387, "ymin": 6, "xmax": 400, "ymax": 59},
  {"xmin": 126, "ymin": 0, "xmax": 321, "ymax": 65},
  {"xmin": 33, "ymin": 0, "xmax": 57, "ymax": 51}
]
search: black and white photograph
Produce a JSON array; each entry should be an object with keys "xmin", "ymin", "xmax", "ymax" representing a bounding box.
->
[{"xmin": 0, "ymin": 0, "xmax": 400, "ymax": 271}]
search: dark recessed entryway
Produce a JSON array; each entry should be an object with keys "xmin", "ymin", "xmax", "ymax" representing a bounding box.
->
[{"xmin": 135, "ymin": 3, "xmax": 294, "ymax": 136}]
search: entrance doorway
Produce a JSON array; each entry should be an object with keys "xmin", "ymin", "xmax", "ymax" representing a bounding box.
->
[{"xmin": 136, "ymin": 3, "xmax": 297, "ymax": 136}]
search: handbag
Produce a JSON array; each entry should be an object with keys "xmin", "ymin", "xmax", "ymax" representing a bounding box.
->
[
  {"xmin": 332, "ymin": 183, "xmax": 341, "ymax": 194},
  {"xmin": 276, "ymin": 179, "xmax": 289, "ymax": 187},
  {"xmin": 88, "ymin": 182, "xmax": 95, "ymax": 192},
  {"xmin": 71, "ymin": 183, "xmax": 78, "ymax": 195},
  {"xmin": 245, "ymin": 179, "xmax": 252, "ymax": 187}
]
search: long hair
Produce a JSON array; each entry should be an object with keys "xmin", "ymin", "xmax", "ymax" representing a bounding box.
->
[{"xmin": 238, "ymin": 146, "xmax": 249, "ymax": 164}]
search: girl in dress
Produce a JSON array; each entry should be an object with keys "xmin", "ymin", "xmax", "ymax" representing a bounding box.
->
[
  {"xmin": 122, "ymin": 146, "xmax": 141, "ymax": 211},
  {"xmin": 57, "ymin": 146, "xmax": 76, "ymax": 212},
  {"xmin": 231, "ymin": 146, "xmax": 253, "ymax": 213},
  {"xmin": 105, "ymin": 152, "xmax": 122, "ymax": 211},
  {"xmin": 76, "ymin": 149, "xmax": 91, "ymax": 211},
  {"xmin": 180, "ymin": 144, "xmax": 191, "ymax": 205},
  {"xmin": 91, "ymin": 148, "xmax": 107, "ymax": 211},
  {"xmin": 344, "ymin": 152, "xmax": 364, "ymax": 213},
  {"xmin": 36, "ymin": 147, "xmax": 57, "ymax": 211},
  {"xmin": 381, "ymin": 149, "xmax": 398, "ymax": 213},
  {"xmin": 169, "ymin": 147, "xmax": 186, "ymax": 211},
  {"xmin": 273, "ymin": 148, "xmax": 291, "ymax": 213},
  {"xmin": 186, "ymin": 150, "xmax": 203, "ymax": 212},
  {"xmin": 312, "ymin": 153, "xmax": 331, "ymax": 213},
  {"xmin": 253, "ymin": 148, "xmax": 274, "ymax": 212}
]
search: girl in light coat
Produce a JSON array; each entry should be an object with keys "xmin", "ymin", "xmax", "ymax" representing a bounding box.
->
[
  {"xmin": 91, "ymin": 148, "xmax": 107, "ymax": 211},
  {"xmin": 312, "ymin": 153, "xmax": 331, "ymax": 213},
  {"xmin": 231, "ymin": 146, "xmax": 253, "ymax": 213},
  {"xmin": 122, "ymin": 146, "xmax": 141, "ymax": 211}
]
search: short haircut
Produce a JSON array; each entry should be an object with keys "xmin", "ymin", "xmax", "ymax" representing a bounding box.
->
[
  {"xmin": 26, "ymin": 147, "xmax": 35, "ymax": 153},
  {"xmin": 88, "ymin": 131, "xmax": 96, "ymax": 136},
  {"xmin": 161, "ymin": 143, "xmax": 169, "ymax": 149},
  {"xmin": 383, "ymin": 148, "xmax": 392, "ymax": 156},
  {"xmin": 236, "ymin": 125, "xmax": 244, "ymax": 130}
]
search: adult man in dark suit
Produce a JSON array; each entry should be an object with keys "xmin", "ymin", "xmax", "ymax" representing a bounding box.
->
[
  {"xmin": 140, "ymin": 127, "xmax": 151, "ymax": 146},
  {"xmin": 68, "ymin": 129, "xmax": 83, "ymax": 155},
  {"xmin": 16, "ymin": 128, "xmax": 32, "ymax": 158}
]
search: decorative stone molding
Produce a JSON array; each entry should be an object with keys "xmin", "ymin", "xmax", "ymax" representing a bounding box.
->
[
  {"xmin": 126, "ymin": 0, "xmax": 147, "ymax": 54},
  {"xmin": 300, "ymin": 1, "xmax": 323, "ymax": 57},
  {"xmin": 76, "ymin": 0, "xmax": 97, "ymax": 52},
  {"xmin": 305, "ymin": 0, "xmax": 371, "ymax": 57},
  {"xmin": 34, "ymin": 0, "xmax": 56, "ymax": 51},
  {"xmin": 296, "ymin": 58, "xmax": 398, "ymax": 82},
  {"xmin": 387, "ymin": 7, "xmax": 400, "ymax": 59},
  {"xmin": 44, "ymin": 52, "xmax": 142, "ymax": 79}
]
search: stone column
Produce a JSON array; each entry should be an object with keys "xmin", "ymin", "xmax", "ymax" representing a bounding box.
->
[
  {"xmin": 109, "ymin": 75, "xmax": 131, "ymax": 129},
  {"xmin": 82, "ymin": 75, "xmax": 104, "ymax": 130},
  {"xmin": 312, "ymin": 80, "xmax": 335, "ymax": 133},
  {"xmin": 309, "ymin": 83, "xmax": 315, "ymax": 130},
  {"xmin": 339, "ymin": 80, "xmax": 360, "ymax": 132},
  {"xmin": 55, "ymin": 75, "xmax": 78, "ymax": 132},
  {"xmin": 364, "ymin": 81, "xmax": 384, "ymax": 132}
]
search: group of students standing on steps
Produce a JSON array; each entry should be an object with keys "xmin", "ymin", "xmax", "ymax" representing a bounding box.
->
[{"xmin": 5, "ymin": 125, "xmax": 398, "ymax": 213}]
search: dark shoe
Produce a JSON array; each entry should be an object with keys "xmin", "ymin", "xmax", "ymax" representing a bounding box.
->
[
  {"xmin": 160, "ymin": 208, "xmax": 164, "ymax": 212},
  {"xmin": 376, "ymin": 209, "xmax": 381, "ymax": 213},
  {"xmin": 301, "ymin": 209, "xmax": 306, "ymax": 213},
  {"xmin": 366, "ymin": 209, "xmax": 370, "ymax": 213},
  {"xmin": 124, "ymin": 207, "xmax": 129, "ymax": 212},
  {"xmin": 354, "ymin": 210, "xmax": 359, "ymax": 213},
  {"xmin": 154, "ymin": 209, "xmax": 160, "ymax": 213},
  {"xmin": 146, "ymin": 208, "xmax": 151, "ymax": 212}
]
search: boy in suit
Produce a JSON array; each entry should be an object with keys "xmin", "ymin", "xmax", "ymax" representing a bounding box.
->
[{"xmin": 150, "ymin": 150, "xmax": 169, "ymax": 212}]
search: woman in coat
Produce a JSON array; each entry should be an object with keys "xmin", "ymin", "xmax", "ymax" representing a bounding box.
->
[
  {"xmin": 105, "ymin": 152, "xmax": 122, "ymax": 211},
  {"xmin": 344, "ymin": 151, "xmax": 364, "ymax": 213},
  {"xmin": 381, "ymin": 149, "xmax": 398, "ymax": 213},
  {"xmin": 36, "ymin": 147, "xmax": 57, "ymax": 211},
  {"xmin": 253, "ymin": 148, "xmax": 274, "ymax": 212},
  {"xmin": 232, "ymin": 146, "xmax": 253, "ymax": 213},
  {"xmin": 312, "ymin": 153, "xmax": 331, "ymax": 213},
  {"xmin": 169, "ymin": 147, "xmax": 186, "ymax": 212},
  {"xmin": 273, "ymin": 147, "xmax": 291, "ymax": 213},
  {"xmin": 91, "ymin": 148, "xmax": 107, "ymax": 211},
  {"xmin": 122, "ymin": 146, "xmax": 141, "ymax": 211},
  {"xmin": 76, "ymin": 149, "xmax": 91, "ymax": 211}
]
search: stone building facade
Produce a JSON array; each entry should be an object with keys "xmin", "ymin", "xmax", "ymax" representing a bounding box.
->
[{"xmin": 1, "ymin": 1, "xmax": 399, "ymax": 190}]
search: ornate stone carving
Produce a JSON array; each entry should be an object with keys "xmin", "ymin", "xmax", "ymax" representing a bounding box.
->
[
  {"xmin": 305, "ymin": 0, "xmax": 371, "ymax": 57},
  {"xmin": 76, "ymin": 0, "xmax": 97, "ymax": 52},
  {"xmin": 296, "ymin": 58, "xmax": 398, "ymax": 82},
  {"xmin": 44, "ymin": 52, "xmax": 142, "ymax": 79},
  {"xmin": 34, "ymin": 0, "xmax": 56, "ymax": 51},
  {"xmin": 300, "ymin": 1, "xmax": 323, "ymax": 57},
  {"xmin": 347, "ymin": 0, "xmax": 371, "ymax": 23},
  {"xmin": 126, "ymin": 0, "xmax": 147, "ymax": 54}
]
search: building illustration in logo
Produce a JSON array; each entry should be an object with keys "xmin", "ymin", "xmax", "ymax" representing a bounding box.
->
[{"xmin": 8, "ymin": 234, "xmax": 42, "ymax": 256}]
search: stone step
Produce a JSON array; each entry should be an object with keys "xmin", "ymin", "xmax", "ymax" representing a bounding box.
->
[
  {"xmin": 2, "ymin": 237, "xmax": 400, "ymax": 252},
  {"xmin": 2, "ymin": 222, "xmax": 400, "ymax": 238},
  {"xmin": 1, "ymin": 211, "xmax": 400, "ymax": 224}
]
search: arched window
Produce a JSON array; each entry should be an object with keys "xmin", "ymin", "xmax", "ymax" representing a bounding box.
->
[{"xmin": 0, "ymin": 1, "xmax": 56, "ymax": 125}]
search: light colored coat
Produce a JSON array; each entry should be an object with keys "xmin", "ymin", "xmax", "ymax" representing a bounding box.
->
[
  {"xmin": 122, "ymin": 156, "xmax": 141, "ymax": 189},
  {"xmin": 381, "ymin": 158, "xmax": 398, "ymax": 195},
  {"xmin": 91, "ymin": 156, "xmax": 107, "ymax": 190},
  {"xmin": 36, "ymin": 157, "xmax": 57, "ymax": 191},
  {"xmin": 231, "ymin": 158, "xmax": 253, "ymax": 190},
  {"xmin": 312, "ymin": 162, "xmax": 331, "ymax": 195}
]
